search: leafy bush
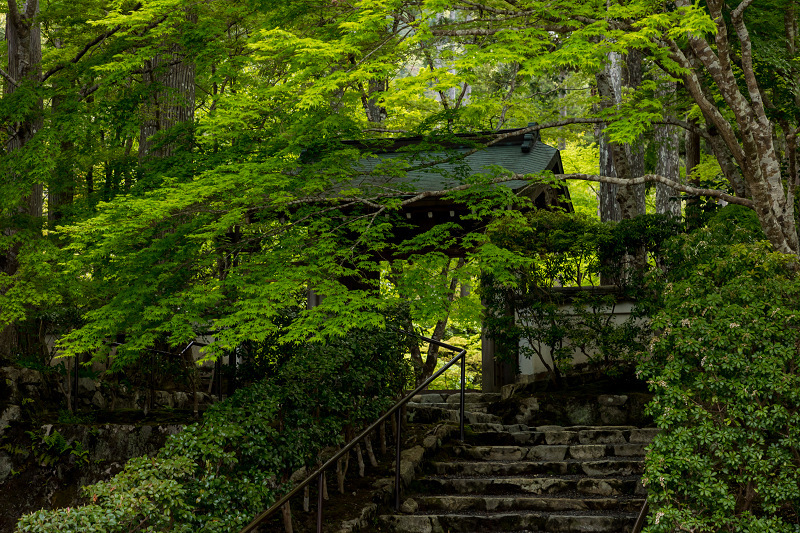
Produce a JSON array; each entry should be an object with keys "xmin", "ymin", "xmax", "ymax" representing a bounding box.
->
[
  {"xmin": 640, "ymin": 225, "xmax": 800, "ymax": 531},
  {"xmin": 17, "ymin": 323, "xmax": 410, "ymax": 532}
]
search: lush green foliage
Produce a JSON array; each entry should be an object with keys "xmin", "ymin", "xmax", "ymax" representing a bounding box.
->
[
  {"xmin": 17, "ymin": 324, "xmax": 410, "ymax": 532},
  {"xmin": 0, "ymin": 0, "xmax": 756, "ymax": 366},
  {"xmin": 640, "ymin": 210, "xmax": 800, "ymax": 531}
]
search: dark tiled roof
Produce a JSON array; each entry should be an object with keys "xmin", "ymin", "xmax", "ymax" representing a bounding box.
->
[{"xmin": 350, "ymin": 141, "xmax": 560, "ymax": 195}]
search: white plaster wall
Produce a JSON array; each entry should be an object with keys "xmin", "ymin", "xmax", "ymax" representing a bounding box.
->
[{"xmin": 517, "ymin": 301, "xmax": 638, "ymax": 376}]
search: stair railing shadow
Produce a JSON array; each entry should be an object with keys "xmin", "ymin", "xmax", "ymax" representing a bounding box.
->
[{"xmin": 238, "ymin": 332, "xmax": 467, "ymax": 533}]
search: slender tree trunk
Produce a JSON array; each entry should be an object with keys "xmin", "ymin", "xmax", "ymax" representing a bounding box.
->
[
  {"xmin": 413, "ymin": 257, "xmax": 466, "ymax": 385},
  {"xmin": 281, "ymin": 502, "xmax": 293, "ymax": 533},
  {"xmin": 365, "ymin": 435, "xmax": 378, "ymax": 466},
  {"xmin": 596, "ymin": 52, "xmax": 622, "ymax": 222},
  {"xmin": 356, "ymin": 443, "xmax": 365, "ymax": 477},
  {"xmin": 655, "ymin": 82, "xmax": 681, "ymax": 217},
  {"xmin": 684, "ymin": 119, "xmax": 702, "ymax": 227}
]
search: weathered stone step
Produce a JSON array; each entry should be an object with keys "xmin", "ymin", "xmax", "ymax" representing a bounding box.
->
[
  {"xmin": 431, "ymin": 458, "xmax": 644, "ymax": 477},
  {"xmin": 412, "ymin": 476, "xmax": 642, "ymax": 497},
  {"xmin": 378, "ymin": 512, "xmax": 637, "ymax": 533},
  {"xmin": 465, "ymin": 427, "xmax": 659, "ymax": 446},
  {"xmin": 411, "ymin": 392, "xmax": 501, "ymax": 404},
  {"xmin": 407, "ymin": 494, "xmax": 645, "ymax": 513},
  {"xmin": 407, "ymin": 407, "xmax": 503, "ymax": 425},
  {"xmin": 452, "ymin": 443, "xmax": 647, "ymax": 461},
  {"xmin": 408, "ymin": 402, "xmax": 490, "ymax": 413}
]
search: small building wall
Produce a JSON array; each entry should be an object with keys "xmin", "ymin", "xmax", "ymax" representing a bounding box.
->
[{"xmin": 517, "ymin": 300, "xmax": 638, "ymax": 378}]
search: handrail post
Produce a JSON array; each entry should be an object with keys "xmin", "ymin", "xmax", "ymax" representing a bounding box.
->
[
  {"xmin": 394, "ymin": 408, "xmax": 402, "ymax": 511},
  {"xmin": 316, "ymin": 473, "xmax": 324, "ymax": 533},
  {"xmin": 459, "ymin": 351, "xmax": 465, "ymax": 441}
]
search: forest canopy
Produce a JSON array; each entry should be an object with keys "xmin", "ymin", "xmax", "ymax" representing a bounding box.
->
[{"xmin": 1, "ymin": 0, "xmax": 799, "ymax": 366}]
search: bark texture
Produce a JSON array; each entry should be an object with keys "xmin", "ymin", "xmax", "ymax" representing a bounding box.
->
[
  {"xmin": 139, "ymin": 29, "xmax": 196, "ymax": 161},
  {"xmin": 655, "ymin": 81, "xmax": 681, "ymax": 217},
  {"xmin": 596, "ymin": 52, "xmax": 622, "ymax": 222},
  {"xmin": 623, "ymin": 50, "xmax": 646, "ymax": 216}
]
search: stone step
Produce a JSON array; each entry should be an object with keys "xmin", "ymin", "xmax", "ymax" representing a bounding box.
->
[
  {"xmin": 465, "ymin": 423, "xmax": 646, "ymax": 433},
  {"xmin": 431, "ymin": 458, "xmax": 644, "ymax": 477},
  {"xmin": 406, "ymin": 407, "xmax": 502, "ymax": 425},
  {"xmin": 408, "ymin": 494, "xmax": 645, "ymax": 514},
  {"xmin": 411, "ymin": 392, "xmax": 501, "ymax": 405},
  {"xmin": 465, "ymin": 427, "xmax": 659, "ymax": 446},
  {"xmin": 407, "ymin": 402, "xmax": 490, "ymax": 413},
  {"xmin": 412, "ymin": 476, "xmax": 643, "ymax": 497},
  {"xmin": 452, "ymin": 443, "xmax": 647, "ymax": 462},
  {"xmin": 378, "ymin": 512, "xmax": 637, "ymax": 533}
]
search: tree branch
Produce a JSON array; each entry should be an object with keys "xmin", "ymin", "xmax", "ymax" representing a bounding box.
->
[
  {"xmin": 665, "ymin": 39, "xmax": 747, "ymax": 169},
  {"xmin": 394, "ymin": 172, "xmax": 753, "ymax": 209},
  {"xmin": 42, "ymin": 25, "xmax": 122, "ymax": 83},
  {"xmin": 7, "ymin": 0, "xmax": 21, "ymax": 29},
  {"xmin": 730, "ymin": 0, "xmax": 767, "ymax": 118},
  {"xmin": 732, "ymin": 0, "xmax": 755, "ymax": 20},
  {"xmin": 0, "ymin": 67, "xmax": 19, "ymax": 88},
  {"xmin": 452, "ymin": 0, "xmax": 534, "ymax": 16},
  {"xmin": 553, "ymin": 173, "xmax": 752, "ymax": 207},
  {"xmin": 430, "ymin": 27, "xmax": 527, "ymax": 36}
]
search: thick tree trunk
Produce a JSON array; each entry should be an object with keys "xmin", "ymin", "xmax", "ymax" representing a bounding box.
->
[
  {"xmin": 139, "ymin": 34, "xmax": 196, "ymax": 161},
  {"xmin": 655, "ymin": 82, "xmax": 681, "ymax": 217},
  {"xmin": 1, "ymin": 0, "xmax": 43, "ymax": 358},
  {"xmin": 624, "ymin": 51, "xmax": 646, "ymax": 216}
]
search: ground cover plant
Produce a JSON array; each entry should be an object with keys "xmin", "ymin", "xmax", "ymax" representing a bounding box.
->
[{"xmin": 15, "ymin": 323, "xmax": 410, "ymax": 532}]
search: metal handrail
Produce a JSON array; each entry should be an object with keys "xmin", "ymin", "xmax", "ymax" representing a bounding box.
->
[
  {"xmin": 631, "ymin": 500, "xmax": 649, "ymax": 533},
  {"xmin": 238, "ymin": 333, "xmax": 467, "ymax": 533}
]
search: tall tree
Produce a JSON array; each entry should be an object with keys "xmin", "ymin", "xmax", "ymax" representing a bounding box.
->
[{"xmin": 1, "ymin": 0, "xmax": 43, "ymax": 356}]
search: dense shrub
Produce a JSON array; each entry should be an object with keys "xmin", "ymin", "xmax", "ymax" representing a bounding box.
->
[
  {"xmin": 640, "ymin": 214, "xmax": 800, "ymax": 531},
  {"xmin": 17, "ymin": 323, "xmax": 410, "ymax": 532}
]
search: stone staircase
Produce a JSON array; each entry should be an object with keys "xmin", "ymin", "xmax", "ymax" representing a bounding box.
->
[{"xmin": 378, "ymin": 391, "xmax": 655, "ymax": 533}]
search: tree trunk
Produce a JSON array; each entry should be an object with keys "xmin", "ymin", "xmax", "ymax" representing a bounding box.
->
[
  {"xmin": 1, "ymin": 0, "xmax": 43, "ymax": 358},
  {"xmin": 139, "ymin": 12, "xmax": 196, "ymax": 163},
  {"xmin": 413, "ymin": 257, "xmax": 466, "ymax": 385},
  {"xmin": 684, "ymin": 119, "xmax": 702, "ymax": 228},
  {"xmin": 624, "ymin": 50, "xmax": 646, "ymax": 216},
  {"xmin": 596, "ymin": 52, "xmax": 622, "ymax": 223},
  {"xmin": 655, "ymin": 82, "xmax": 681, "ymax": 217}
]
